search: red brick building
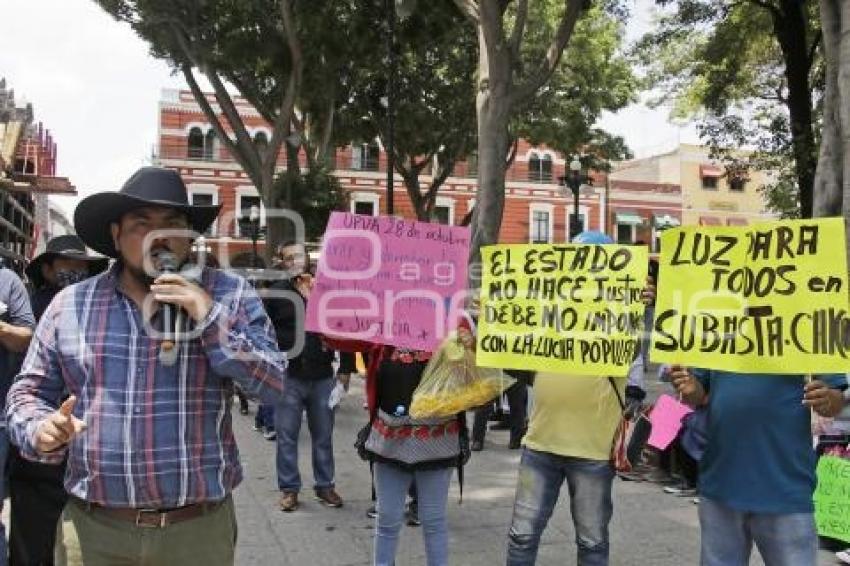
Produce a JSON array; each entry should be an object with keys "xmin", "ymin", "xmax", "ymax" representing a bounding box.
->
[{"xmin": 154, "ymin": 89, "xmax": 682, "ymax": 260}]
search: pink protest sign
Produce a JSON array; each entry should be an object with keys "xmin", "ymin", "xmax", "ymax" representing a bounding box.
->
[
  {"xmin": 305, "ymin": 212, "xmax": 471, "ymax": 351},
  {"xmin": 647, "ymin": 394, "xmax": 693, "ymax": 451}
]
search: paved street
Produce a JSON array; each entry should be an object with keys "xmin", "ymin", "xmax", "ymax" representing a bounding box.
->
[{"xmin": 231, "ymin": 378, "xmax": 839, "ymax": 566}]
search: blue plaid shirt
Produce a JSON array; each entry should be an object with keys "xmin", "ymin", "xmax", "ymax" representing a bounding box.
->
[{"xmin": 7, "ymin": 264, "xmax": 285, "ymax": 508}]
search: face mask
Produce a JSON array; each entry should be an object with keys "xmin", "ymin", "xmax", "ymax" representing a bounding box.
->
[{"xmin": 56, "ymin": 269, "xmax": 88, "ymax": 288}]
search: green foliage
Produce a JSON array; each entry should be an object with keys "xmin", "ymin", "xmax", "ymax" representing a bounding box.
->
[
  {"xmin": 272, "ymin": 164, "xmax": 347, "ymax": 241},
  {"xmin": 335, "ymin": 0, "xmax": 477, "ymax": 167},
  {"xmin": 515, "ymin": 4, "xmax": 638, "ymax": 165},
  {"xmin": 637, "ymin": 0, "xmax": 823, "ymax": 217}
]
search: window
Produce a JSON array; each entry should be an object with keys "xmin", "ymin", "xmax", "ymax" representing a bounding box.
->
[
  {"xmin": 432, "ymin": 196, "xmax": 455, "ymax": 225},
  {"xmin": 13, "ymin": 159, "xmax": 35, "ymax": 174},
  {"xmin": 352, "ymin": 142, "xmax": 380, "ymax": 171},
  {"xmin": 188, "ymin": 187, "xmax": 218, "ymax": 235},
  {"xmin": 433, "ymin": 206, "xmax": 451, "ymax": 225},
  {"xmin": 354, "ymin": 201, "xmax": 376, "ymax": 216},
  {"xmin": 702, "ymin": 176, "xmax": 718, "ymax": 190},
  {"xmin": 204, "ymin": 130, "xmax": 217, "ymax": 160},
  {"xmin": 235, "ymin": 187, "xmax": 266, "ymax": 237},
  {"xmin": 528, "ymin": 153, "xmax": 553, "ymax": 183},
  {"xmin": 529, "ymin": 204, "xmax": 554, "ymax": 243},
  {"xmin": 528, "ymin": 153, "xmax": 540, "ymax": 181},
  {"xmin": 616, "ymin": 223, "xmax": 635, "ymax": 244},
  {"xmin": 350, "ymin": 192, "xmax": 380, "ymax": 216},
  {"xmin": 188, "ymin": 127, "xmax": 205, "ymax": 159},
  {"xmin": 532, "ymin": 211, "xmax": 551, "ymax": 243},
  {"xmin": 729, "ymin": 176, "xmax": 746, "ymax": 192}
]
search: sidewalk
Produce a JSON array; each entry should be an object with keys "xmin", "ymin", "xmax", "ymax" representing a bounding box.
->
[{"xmin": 231, "ymin": 378, "xmax": 836, "ymax": 565}]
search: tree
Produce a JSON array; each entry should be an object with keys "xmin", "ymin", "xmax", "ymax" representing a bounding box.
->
[
  {"xmin": 334, "ymin": 1, "xmax": 478, "ymax": 221},
  {"xmin": 96, "ymin": 0, "xmax": 304, "ymax": 254},
  {"xmin": 515, "ymin": 4, "xmax": 635, "ymax": 170},
  {"xmin": 638, "ymin": 0, "xmax": 823, "ymax": 218},
  {"xmin": 813, "ymin": 1, "xmax": 850, "ymax": 262},
  {"xmin": 451, "ymin": 0, "xmax": 629, "ymax": 278}
]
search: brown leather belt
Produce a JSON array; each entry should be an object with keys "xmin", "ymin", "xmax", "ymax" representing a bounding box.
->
[{"xmin": 70, "ymin": 496, "xmax": 222, "ymax": 528}]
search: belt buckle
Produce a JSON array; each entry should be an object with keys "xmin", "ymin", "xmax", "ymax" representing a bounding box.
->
[{"xmin": 135, "ymin": 509, "xmax": 166, "ymax": 528}]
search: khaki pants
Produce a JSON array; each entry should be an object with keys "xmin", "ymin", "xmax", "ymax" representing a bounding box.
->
[{"xmin": 55, "ymin": 497, "xmax": 237, "ymax": 566}]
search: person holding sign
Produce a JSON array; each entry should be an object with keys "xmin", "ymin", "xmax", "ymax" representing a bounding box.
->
[
  {"xmin": 671, "ymin": 367, "xmax": 845, "ymax": 565},
  {"xmin": 323, "ymin": 317, "xmax": 475, "ymax": 566},
  {"xmin": 504, "ymin": 231, "xmax": 654, "ymax": 566}
]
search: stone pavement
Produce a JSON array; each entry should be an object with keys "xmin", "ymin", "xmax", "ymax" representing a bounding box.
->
[{"xmin": 231, "ymin": 378, "xmax": 839, "ymax": 566}]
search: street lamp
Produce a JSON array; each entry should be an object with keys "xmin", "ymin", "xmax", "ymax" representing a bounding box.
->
[
  {"xmin": 238, "ymin": 205, "xmax": 263, "ymax": 268},
  {"xmin": 559, "ymin": 157, "xmax": 590, "ymax": 240}
]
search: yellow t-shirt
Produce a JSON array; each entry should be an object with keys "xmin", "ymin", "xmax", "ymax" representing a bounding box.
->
[{"xmin": 522, "ymin": 372, "xmax": 624, "ymax": 461}]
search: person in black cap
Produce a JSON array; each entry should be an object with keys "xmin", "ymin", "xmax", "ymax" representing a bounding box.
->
[
  {"xmin": 25, "ymin": 234, "xmax": 109, "ymax": 321},
  {"xmin": 6, "ymin": 166, "xmax": 284, "ymax": 566},
  {"xmin": 8, "ymin": 235, "xmax": 106, "ymax": 566}
]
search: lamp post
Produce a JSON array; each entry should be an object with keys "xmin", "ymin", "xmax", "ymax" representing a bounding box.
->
[
  {"xmin": 559, "ymin": 157, "xmax": 587, "ymax": 240},
  {"xmin": 238, "ymin": 205, "xmax": 262, "ymax": 268}
]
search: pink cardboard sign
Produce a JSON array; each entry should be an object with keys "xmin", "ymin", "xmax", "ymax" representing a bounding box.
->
[
  {"xmin": 305, "ymin": 212, "xmax": 471, "ymax": 351},
  {"xmin": 647, "ymin": 394, "xmax": 693, "ymax": 451}
]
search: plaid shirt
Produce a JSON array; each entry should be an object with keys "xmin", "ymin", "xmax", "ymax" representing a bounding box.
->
[{"xmin": 7, "ymin": 264, "xmax": 285, "ymax": 508}]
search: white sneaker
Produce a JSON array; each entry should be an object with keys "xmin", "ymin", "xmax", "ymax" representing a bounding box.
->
[
  {"xmin": 263, "ymin": 429, "xmax": 277, "ymax": 441},
  {"xmin": 836, "ymin": 550, "xmax": 850, "ymax": 564}
]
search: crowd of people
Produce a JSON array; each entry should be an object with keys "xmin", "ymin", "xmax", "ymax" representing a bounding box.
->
[{"xmin": 0, "ymin": 165, "xmax": 846, "ymax": 566}]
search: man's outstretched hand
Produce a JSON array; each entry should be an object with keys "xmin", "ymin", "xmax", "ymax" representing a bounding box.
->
[{"xmin": 35, "ymin": 395, "xmax": 87, "ymax": 454}]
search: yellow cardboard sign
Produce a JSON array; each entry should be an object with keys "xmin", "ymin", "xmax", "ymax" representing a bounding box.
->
[
  {"xmin": 651, "ymin": 217, "xmax": 850, "ymax": 373},
  {"xmin": 815, "ymin": 456, "xmax": 850, "ymax": 543},
  {"xmin": 476, "ymin": 244, "xmax": 648, "ymax": 376}
]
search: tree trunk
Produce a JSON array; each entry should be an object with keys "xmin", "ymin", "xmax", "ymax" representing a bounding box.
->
[
  {"xmin": 468, "ymin": 7, "xmax": 513, "ymax": 289},
  {"xmin": 814, "ymin": 0, "xmax": 850, "ymax": 268},
  {"xmin": 777, "ymin": 0, "xmax": 817, "ymax": 218}
]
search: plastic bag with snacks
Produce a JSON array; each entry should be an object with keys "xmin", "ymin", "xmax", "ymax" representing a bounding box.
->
[{"xmin": 409, "ymin": 332, "xmax": 515, "ymax": 418}]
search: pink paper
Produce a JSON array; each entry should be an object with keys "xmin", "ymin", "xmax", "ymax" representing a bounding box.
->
[
  {"xmin": 647, "ymin": 394, "xmax": 694, "ymax": 450},
  {"xmin": 305, "ymin": 212, "xmax": 470, "ymax": 351}
]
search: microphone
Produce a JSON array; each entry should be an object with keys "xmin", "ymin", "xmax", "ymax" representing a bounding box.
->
[{"xmin": 154, "ymin": 251, "xmax": 180, "ymax": 363}]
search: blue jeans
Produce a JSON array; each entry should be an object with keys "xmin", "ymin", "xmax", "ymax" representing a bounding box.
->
[
  {"xmin": 373, "ymin": 463, "xmax": 452, "ymax": 566},
  {"xmin": 506, "ymin": 448, "xmax": 614, "ymax": 566},
  {"xmin": 699, "ymin": 497, "xmax": 817, "ymax": 566},
  {"xmin": 255, "ymin": 404, "xmax": 275, "ymax": 431},
  {"xmin": 275, "ymin": 376, "xmax": 336, "ymax": 492}
]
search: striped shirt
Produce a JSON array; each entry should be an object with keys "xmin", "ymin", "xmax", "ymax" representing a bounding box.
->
[{"xmin": 6, "ymin": 264, "xmax": 285, "ymax": 508}]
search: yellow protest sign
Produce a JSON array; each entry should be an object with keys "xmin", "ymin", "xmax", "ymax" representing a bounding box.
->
[
  {"xmin": 651, "ymin": 217, "xmax": 850, "ymax": 373},
  {"xmin": 815, "ymin": 456, "xmax": 850, "ymax": 543},
  {"xmin": 476, "ymin": 244, "xmax": 648, "ymax": 376}
]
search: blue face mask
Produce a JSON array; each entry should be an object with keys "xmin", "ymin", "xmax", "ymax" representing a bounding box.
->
[{"xmin": 55, "ymin": 269, "xmax": 88, "ymax": 288}]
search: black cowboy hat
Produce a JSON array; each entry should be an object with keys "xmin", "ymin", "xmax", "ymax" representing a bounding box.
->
[
  {"xmin": 73, "ymin": 167, "xmax": 221, "ymax": 258},
  {"xmin": 25, "ymin": 234, "xmax": 110, "ymax": 288}
]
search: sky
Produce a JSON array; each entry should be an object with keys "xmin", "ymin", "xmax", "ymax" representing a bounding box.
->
[{"xmin": 0, "ymin": 0, "xmax": 700, "ymax": 221}]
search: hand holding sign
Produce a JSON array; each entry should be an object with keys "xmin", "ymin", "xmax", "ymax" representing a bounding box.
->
[
  {"xmin": 35, "ymin": 395, "xmax": 87, "ymax": 454},
  {"xmin": 803, "ymin": 379, "xmax": 845, "ymax": 417},
  {"xmin": 670, "ymin": 365, "xmax": 707, "ymax": 406}
]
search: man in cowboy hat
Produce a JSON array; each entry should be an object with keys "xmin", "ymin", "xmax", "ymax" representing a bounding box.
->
[
  {"xmin": 25, "ymin": 234, "xmax": 109, "ymax": 320},
  {"xmin": 7, "ymin": 167, "xmax": 285, "ymax": 565},
  {"xmin": 8, "ymin": 234, "xmax": 106, "ymax": 566}
]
